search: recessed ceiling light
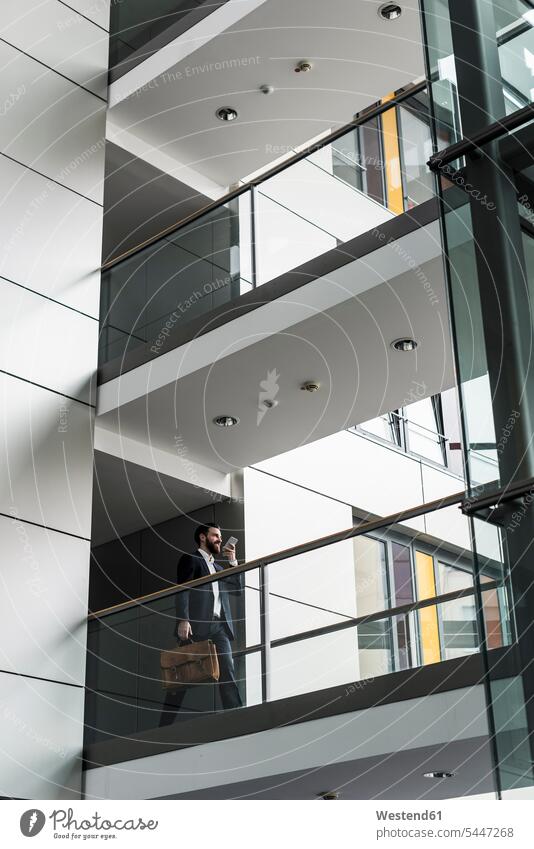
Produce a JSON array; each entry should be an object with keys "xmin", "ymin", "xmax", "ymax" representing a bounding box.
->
[
  {"xmin": 317, "ymin": 791, "xmax": 340, "ymax": 799},
  {"xmin": 213, "ymin": 415, "xmax": 239, "ymax": 427},
  {"xmin": 216, "ymin": 106, "xmax": 238, "ymax": 122},
  {"xmin": 378, "ymin": 3, "xmax": 402, "ymax": 20},
  {"xmin": 423, "ymin": 771, "xmax": 455, "ymax": 779},
  {"xmin": 295, "ymin": 61, "xmax": 312, "ymax": 73},
  {"xmin": 300, "ymin": 381, "xmax": 320, "ymax": 392},
  {"xmin": 392, "ymin": 338, "xmax": 418, "ymax": 352}
]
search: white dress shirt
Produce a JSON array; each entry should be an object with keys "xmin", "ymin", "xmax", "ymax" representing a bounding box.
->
[{"xmin": 198, "ymin": 548, "xmax": 222, "ymax": 617}]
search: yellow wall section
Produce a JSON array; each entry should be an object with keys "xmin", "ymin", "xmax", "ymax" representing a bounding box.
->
[
  {"xmin": 415, "ymin": 551, "xmax": 441, "ymax": 665},
  {"xmin": 381, "ymin": 94, "xmax": 404, "ymax": 215}
]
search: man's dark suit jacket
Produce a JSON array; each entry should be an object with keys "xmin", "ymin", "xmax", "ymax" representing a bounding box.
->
[{"xmin": 174, "ymin": 551, "xmax": 243, "ymax": 641}]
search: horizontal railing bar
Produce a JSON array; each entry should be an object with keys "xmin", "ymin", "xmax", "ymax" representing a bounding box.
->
[
  {"xmin": 269, "ymin": 581, "xmax": 500, "ymax": 649},
  {"xmin": 88, "ymin": 488, "xmax": 467, "ymax": 620},
  {"xmin": 461, "ymin": 474, "xmax": 534, "ymax": 514},
  {"xmin": 87, "ymin": 582, "xmax": 500, "ymax": 688},
  {"xmin": 427, "ymin": 101, "xmax": 534, "ymax": 171},
  {"xmin": 91, "ymin": 471, "xmax": 534, "ymax": 621},
  {"xmin": 101, "ymin": 81, "xmax": 426, "ymax": 272}
]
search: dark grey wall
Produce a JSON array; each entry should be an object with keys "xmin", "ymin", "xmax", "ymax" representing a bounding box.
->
[
  {"xmin": 89, "ymin": 499, "xmax": 245, "ymax": 611},
  {"xmin": 102, "ymin": 142, "xmax": 213, "ymax": 262}
]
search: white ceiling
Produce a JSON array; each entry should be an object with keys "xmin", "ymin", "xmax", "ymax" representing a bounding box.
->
[
  {"xmin": 108, "ymin": 0, "xmax": 425, "ymax": 187},
  {"xmin": 97, "ymin": 226, "xmax": 456, "ymax": 473},
  {"xmin": 165, "ymin": 737, "xmax": 496, "ymax": 800}
]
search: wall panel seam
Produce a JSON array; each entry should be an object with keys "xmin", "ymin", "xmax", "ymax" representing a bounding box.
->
[
  {"xmin": 0, "ymin": 667, "xmax": 84, "ymax": 689},
  {"xmin": 0, "ymin": 151, "xmax": 104, "ymax": 209},
  {"xmin": 0, "ymin": 37, "xmax": 108, "ymax": 104},
  {"xmin": 57, "ymin": 0, "xmax": 110, "ymax": 34},
  {"xmin": 0, "ymin": 369, "xmax": 96, "ymax": 409},
  {"xmin": 0, "ymin": 276, "xmax": 99, "ymax": 322},
  {"xmin": 0, "ymin": 510, "xmax": 91, "ymax": 542}
]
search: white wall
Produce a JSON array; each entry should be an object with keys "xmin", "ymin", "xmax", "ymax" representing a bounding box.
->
[
  {"xmin": 253, "ymin": 154, "xmax": 394, "ymax": 284},
  {"xmin": 251, "ymin": 428, "xmax": 503, "ymax": 559},
  {"xmin": 0, "ymin": 0, "xmax": 110, "ymax": 799}
]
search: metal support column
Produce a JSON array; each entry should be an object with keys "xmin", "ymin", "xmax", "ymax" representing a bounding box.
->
[{"xmin": 446, "ymin": 0, "xmax": 534, "ymax": 783}]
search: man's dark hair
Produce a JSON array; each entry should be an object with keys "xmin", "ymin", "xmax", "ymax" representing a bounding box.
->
[{"xmin": 194, "ymin": 523, "xmax": 220, "ymax": 546}]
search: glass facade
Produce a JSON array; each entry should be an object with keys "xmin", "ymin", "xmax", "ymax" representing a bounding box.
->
[{"xmin": 421, "ymin": 0, "xmax": 534, "ymax": 795}]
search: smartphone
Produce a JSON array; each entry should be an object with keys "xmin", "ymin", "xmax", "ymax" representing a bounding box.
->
[{"xmin": 224, "ymin": 536, "xmax": 238, "ymax": 548}]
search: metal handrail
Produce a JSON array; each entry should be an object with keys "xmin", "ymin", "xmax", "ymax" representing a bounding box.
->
[
  {"xmin": 89, "ymin": 471, "xmax": 534, "ymax": 622},
  {"xmin": 427, "ymin": 100, "xmax": 534, "ymax": 171},
  {"xmin": 88, "ymin": 487, "xmax": 466, "ymax": 620},
  {"xmin": 101, "ymin": 80, "xmax": 427, "ymax": 271}
]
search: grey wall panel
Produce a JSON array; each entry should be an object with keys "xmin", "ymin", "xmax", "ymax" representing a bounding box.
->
[
  {"xmin": 0, "ymin": 277, "xmax": 98, "ymax": 404},
  {"xmin": 64, "ymin": 0, "xmax": 111, "ymax": 31},
  {"xmin": 0, "ymin": 671, "xmax": 84, "ymax": 799},
  {"xmin": 0, "ymin": 515, "xmax": 90, "ymax": 686},
  {"xmin": 1, "ymin": 0, "xmax": 109, "ymax": 98},
  {"xmin": 0, "ymin": 41, "xmax": 106, "ymax": 203},
  {"xmin": 0, "ymin": 156, "xmax": 102, "ymax": 317},
  {"xmin": 0, "ymin": 373, "xmax": 95, "ymax": 538}
]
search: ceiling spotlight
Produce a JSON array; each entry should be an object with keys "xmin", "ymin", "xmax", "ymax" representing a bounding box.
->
[
  {"xmin": 261, "ymin": 398, "xmax": 279, "ymax": 409},
  {"xmin": 392, "ymin": 337, "xmax": 418, "ymax": 352},
  {"xmin": 317, "ymin": 791, "xmax": 340, "ymax": 800},
  {"xmin": 295, "ymin": 61, "xmax": 312, "ymax": 73},
  {"xmin": 216, "ymin": 106, "xmax": 238, "ymax": 122},
  {"xmin": 260, "ymin": 84, "xmax": 274, "ymax": 95},
  {"xmin": 300, "ymin": 381, "xmax": 320, "ymax": 392},
  {"xmin": 423, "ymin": 771, "xmax": 455, "ymax": 779},
  {"xmin": 378, "ymin": 3, "xmax": 402, "ymax": 20},
  {"xmin": 213, "ymin": 415, "xmax": 239, "ymax": 427}
]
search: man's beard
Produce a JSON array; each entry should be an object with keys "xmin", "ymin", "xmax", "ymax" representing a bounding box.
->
[{"xmin": 206, "ymin": 539, "xmax": 220, "ymax": 556}]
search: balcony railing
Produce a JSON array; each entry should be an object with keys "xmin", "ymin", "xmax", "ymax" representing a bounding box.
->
[
  {"xmin": 98, "ymin": 82, "xmax": 439, "ymax": 374},
  {"xmin": 85, "ymin": 487, "xmax": 513, "ymax": 747}
]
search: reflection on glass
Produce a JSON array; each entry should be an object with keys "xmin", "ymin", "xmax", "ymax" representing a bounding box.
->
[
  {"xmin": 439, "ymin": 595, "xmax": 478, "ymax": 660},
  {"xmin": 267, "ymin": 544, "xmax": 357, "ymax": 642},
  {"xmin": 270, "ymin": 629, "xmax": 359, "ymax": 701},
  {"xmin": 357, "ymin": 618, "xmax": 394, "ymax": 679},
  {"xmin": 99, "ymin": 198, "xmax": 252, "ymax": 364},
  {"xmin": 398, "ymin": 102, "xmax": 435, "ymax": 208}
]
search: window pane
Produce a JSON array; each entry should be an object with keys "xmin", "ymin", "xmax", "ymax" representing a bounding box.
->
[
  {"xmin": 437, "ymin": 560, "xmax": 473, "ymax": 593},
  {"xmin": 358, "ymin": 414, "xmax": 396, "ymax": 444},
  {"xmin": 415, "ymin": 551, "xmax": 441, "ymax": 665},
  {"xmin": 392, "ymin": 542, "xmax": 413, "ymax": 604},
  {"xmin": 353, "ymin": 535, "xmax": 389, "ymax": 616},
  {"xmin": 404, "ymin": 397, "xmax": 444, "ymax": 464}
]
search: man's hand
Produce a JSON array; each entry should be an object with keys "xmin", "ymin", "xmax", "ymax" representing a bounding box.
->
[
  {"xmin": 222, "ymin": 542, "xmax": 237, "ymax": 564},
  {"xmin": 177, "ymin": 620, "xmax": 192, "ymax": 640}
]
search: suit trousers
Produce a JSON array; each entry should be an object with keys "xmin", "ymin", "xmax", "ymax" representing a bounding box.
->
[{"xmin": 159, "ymin": 619, "xmax": 242, "ymax": 726}]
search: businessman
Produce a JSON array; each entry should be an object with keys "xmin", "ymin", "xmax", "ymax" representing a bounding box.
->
[{"xmin": 159, "ymin": 524, "xmax": 243, "ymax": 725}]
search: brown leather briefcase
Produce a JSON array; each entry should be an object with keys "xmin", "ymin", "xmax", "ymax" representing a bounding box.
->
[{"xmin": 160, "ymin": 639, "xmax": 220, "ymax": 690}]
